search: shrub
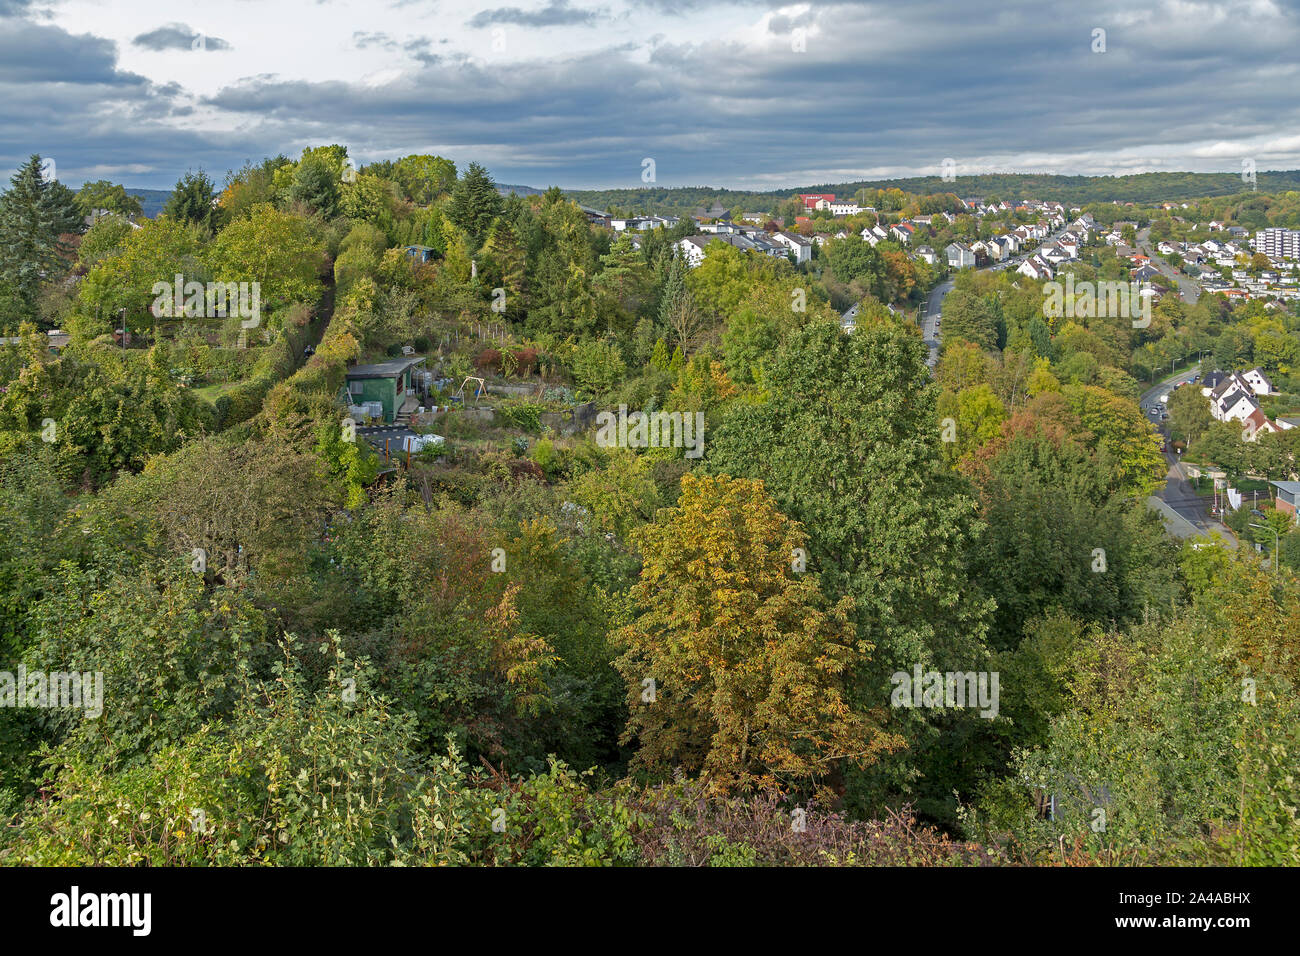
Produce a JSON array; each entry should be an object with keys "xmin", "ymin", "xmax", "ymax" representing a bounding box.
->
[{"xmin": 498, "ymin": 400, "xmax": 544, "ymax": 435}]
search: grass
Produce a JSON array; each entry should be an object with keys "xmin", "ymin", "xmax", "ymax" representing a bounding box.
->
[{"xmin": 193, "ymin": 381, "xmax": 241, "ymax": 404}]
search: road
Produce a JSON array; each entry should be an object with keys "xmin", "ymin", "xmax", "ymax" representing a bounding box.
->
[
  {"xmin": 916, "ymin": 226, "xmax": 1067, "ymax": 368},
  {"xmin": 919, "ymin": 277, "xmax": 951, "ymax": 367},
  {"xmin": 1137, "ymin": 364, "xmax": 1234, "ymax": 543},
  {"xmin": 1136, "ymin": 226, "xmax": 1203, "ymax": 305},
  {"xmin": 910, "ymin": 232, "xmax": 1230, "ymax": 544}
]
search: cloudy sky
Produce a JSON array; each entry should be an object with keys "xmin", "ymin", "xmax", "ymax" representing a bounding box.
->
[{"xmin": 2, "ymin": 0, "xmax": 1299, "ymax": 191}]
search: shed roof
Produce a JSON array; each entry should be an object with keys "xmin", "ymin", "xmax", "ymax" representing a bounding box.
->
[{"xmin": 345, "ymin": 356, "xmax": 427, "ymax": 380}]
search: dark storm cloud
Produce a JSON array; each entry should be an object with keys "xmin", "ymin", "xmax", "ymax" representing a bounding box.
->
[
  {"xmin": 133, "ymin": 23, "xmax": 232, "ymax": 51},
  {"xmin": 6, "ymin": 0, "xmax": 1300, "ymax": 190},
  {"xmin": 0, "ymin": 0, "xmax": 40, "ymax": 16},
  {"xmin": 0, "ymin": 18, "xmax": 242, "ymax": 186},
  {"xmin": 194, "ymin": 0, "xmax": 1300, "ymax": 188},
  {"xmin": 0, "ymin": 21, "xmax": 141, "ymax": 84},
  {"xmin": 467, "ymin": 1, "xmax": 604, "ymax": 28}
]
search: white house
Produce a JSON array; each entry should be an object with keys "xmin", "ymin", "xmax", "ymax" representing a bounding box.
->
[
  {"xmin": 1214, "ymin": 388, "xmax": 1258, "ymax": 423},
  {"xmin": 946, "ymin": 242, "xmax": 975, "ymax": 269},
  {"xmin": 915, "ymin": 245, "xmax": 937, "ymax": 265},
  {"xmin": 863, "ymin": 224, "xmax": 888, "ymax": 246},
  {"xmin": 890, "ymin": 222, "xmax": 916, "ymax": 244},
  {"xmin": 676, "ymin": 235, "xmax": 712, "ymax": 267},
  {"xmin": 1242, "ymin": 367, "xmax": 1275, "ymax": 395},
  {"xmin": 829, "ymin": 200, "xmax": 861, "ymax": 216},
  {"xmin": 1017, "ymin": 255, "xmax": 1053, "ymax": 280},
  {"xmin": 772, "ymin": 231, "xmax": 813, "ymax": 264}
]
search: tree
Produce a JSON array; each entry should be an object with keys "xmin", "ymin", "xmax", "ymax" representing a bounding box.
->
[
  {"xmin": 1168, "ymin": 381, "xmax": 1212, "ymax": 445},
  {"xmin": 76, "ymin": 214, "xmax": 133, "ymax": 269},
  {"xmin": 289, "ymin": 154, "xmax": 342, "ymax": 219},
  {"xmin": 385, "ymin": 154, "xmax": 457, "ymax": 205},
  {"xmin": 339, "ymin": 174, "xmax": 397, "ymax": 232},
  {"xmin": 448, "ymin": 162, "xmax": 504, "ymax": 244},
  {"xmin": 206, "ymin": 204, "xmax": 325, "ymax": 312},
  {"xmin": 564, "ymin": 449, "xmax": 661, "ymax": 539},
  {"xmin": 964, "ymin": 411, "xmax": 1179, "ymax": 647},
  {"xmin": 940, "ymin": 288, "xmax": 999, "ymax": 351},
  {"xmin": 616, "ymin": 473, "xmax": 899, "ymax": 794},
  {"xmin": 1060, "ymin": 384, "xmax": 1166, "ymax": 497},
  {"xmin": 936, "ymin": 383, "xmax": 1006, "ymax": 465},
  {"xmin": 79, "ymin": 216, "xmax": 202, "ymax": 334},
  {"xmin": 74, "ymin": 180, "xmax": 143, "ymax": 219},
  {"xmin": 0, "ymin": 154, "xmax": 82, "ymax": 319},
  {"xmin": 162, "ymin": 170, "xmax": 219, "ymax": 234},
  {"xmin": 708, "ymin": 318, "xmax": 995, "ymax": 819}
]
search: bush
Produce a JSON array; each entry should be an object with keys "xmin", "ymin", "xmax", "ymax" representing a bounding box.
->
[
  {"xmin": 571, "ymin": 339, "xmax": 626, "ymax": 396},
  {"xmin": 497, "ymin": 400, "xmax": 544, "ymax": 435}
]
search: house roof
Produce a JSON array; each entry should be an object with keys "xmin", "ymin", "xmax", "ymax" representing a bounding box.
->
[
  {"xmin": 1219, "ymin": 389, "xmax": 1252, "ymax": 410},
  {"xmin": 345, "ymin": 356, "xmax": 427, "ymax": 380}
]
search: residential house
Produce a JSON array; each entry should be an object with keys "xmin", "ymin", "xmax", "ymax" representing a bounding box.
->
[
  {"xmin": 890, "ymin": 222, "xmax": 915, "ymax": 244},
  {"xmin": 772, "ymin": 230, "xmax": 813, "ymax": 264},
  {"xmin": 863, "ymin": 224, "xmax": 888, "ymax": 246},
  {"xmin": 1271, "ymin": 481, "xmax": 1300, "ymax": 522},
  {"xmin": 946, "ymin": 242, "xmax": 975, "ymax": 269},
  {"xmin": 1017, "ymin": 255, "xmax": 1053, "ymax": 280},
  {"xmin": 1241, "ymin": 367, "xmax": 1275, "ymax": 395},
  {"xmin": 798, "ymin": 193, "xmax": 836, "ymax": 211}
]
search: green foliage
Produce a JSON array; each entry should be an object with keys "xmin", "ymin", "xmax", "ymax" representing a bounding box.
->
[
  {"xmin": 497, "ymin": 400, "xmax": 544, "ymax": 435},
  {"xmin": 163, "ymin": 171, "xmax": 220, "ymax": 234},
  {"xmin": 0, "ymin": 155, "xmax": 82, "ymax": 319},
  {"xmin": 448, "ymin": 162, "xmax": 505, "ymax": 244},
  {"xmin": 571, "ymin": 339, "xmax": 626, "ymax": 395}
]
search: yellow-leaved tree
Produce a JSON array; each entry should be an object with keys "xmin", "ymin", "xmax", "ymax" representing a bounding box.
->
[{"xmin": 615, "ymin": 473, "xmax": 901, "ymax": 796}]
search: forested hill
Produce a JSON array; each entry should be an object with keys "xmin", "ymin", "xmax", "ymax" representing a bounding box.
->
[
  {"xmin": 124, "ymin": 188, "xmax": 171, "ymax": 218},
  {"xmin": 566, "ymin": 170, "xmax": 1300, "ymax": 215}
]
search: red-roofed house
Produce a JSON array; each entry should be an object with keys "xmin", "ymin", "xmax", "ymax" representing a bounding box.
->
[{"xmin": 798, "ymin": 193, "xmax": 836, "ymax": 211}]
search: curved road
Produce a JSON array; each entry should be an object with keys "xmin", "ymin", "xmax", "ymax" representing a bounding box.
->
[
  {"xmin": 907, "ymin": 235, "xmax": 1228, "ymax": 543},
  {"xmin": 1138, "ymin": 366, "xmax": 1235, "ymax": 544}
]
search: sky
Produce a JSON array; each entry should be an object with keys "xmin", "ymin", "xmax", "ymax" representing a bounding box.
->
[{"xmin": 2, "ymin": 0, "xmax": 1299, "ymax": 192}]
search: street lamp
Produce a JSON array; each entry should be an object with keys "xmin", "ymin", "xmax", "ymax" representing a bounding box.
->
[{"xmin": 1248, "ymin": 521, "xmax": 1280, "ymax": 576}]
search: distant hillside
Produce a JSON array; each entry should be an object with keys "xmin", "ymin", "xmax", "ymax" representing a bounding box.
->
[
  {"xmin": 566, "ymin": 170, "xmax": 1300, "ymax": 216},
  {"xmin": 498, "ymin": 183, "xmax": 544, "ymax": 197},
  {"xmin": 126, "ymin": 188, "xmax": 172, "ymax": 218}
]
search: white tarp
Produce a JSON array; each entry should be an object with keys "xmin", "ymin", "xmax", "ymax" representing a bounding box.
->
[
  {"xmin": 1227, "ymin": 488, "xmax": 1242, "ymax": 511},
  {"xmin": 401, "ymin": 434, "xmax": 445, "ymax": 453}
]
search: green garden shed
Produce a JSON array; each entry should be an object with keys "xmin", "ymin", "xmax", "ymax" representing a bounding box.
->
[{"xmin": 344, "ymin": 356, "xmax": 427, "ymax": 423}]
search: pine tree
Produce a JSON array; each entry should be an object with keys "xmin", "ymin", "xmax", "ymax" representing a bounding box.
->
[
  {"xmin": 163, "ymin": 170, "xmax": 219, "ymax": 233},
  {"xmin": 0, "ymin": 154, "xmax": 82, "ymax": 321},
  {"xmin": 447, "ymin": 162, "xmax": 504, "ymax": 244}
]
